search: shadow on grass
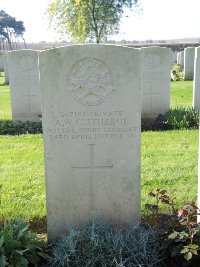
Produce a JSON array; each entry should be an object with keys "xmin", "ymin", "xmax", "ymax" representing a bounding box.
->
[
  {"xmin": 29, "ymin": 216, "xmax": 47, "ymax": 234},
  {"xmin": 0, "ymin": 119, "xmax": 42, "ymax": 135}
]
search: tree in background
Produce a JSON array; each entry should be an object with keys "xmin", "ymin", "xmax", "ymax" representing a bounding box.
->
[
  {"xmin": 47, "ymin": 0, "xmax": 139, "ymax": 43},
  {"xmin": 0, "ymin": 10, "xmax": 26, "ymax": 50}
]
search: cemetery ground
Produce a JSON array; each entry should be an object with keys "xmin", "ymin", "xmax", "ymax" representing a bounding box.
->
[{"xmin": 0, "ymin": 74, "xmax": 199, "ymax": 266}]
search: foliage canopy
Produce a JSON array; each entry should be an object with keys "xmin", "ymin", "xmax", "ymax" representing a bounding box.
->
[
  {"xmin": 0, "ymin": 10, "xmax": 25, "ymax": 49},
  {"xmin": 47, "ymin": 0, "xmax": 139, "ymax": 43}
]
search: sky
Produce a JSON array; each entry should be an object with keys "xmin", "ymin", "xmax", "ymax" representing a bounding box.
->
[{"xmin": 0, "ymin": 0, "xmax": 200, "ymax": 43}]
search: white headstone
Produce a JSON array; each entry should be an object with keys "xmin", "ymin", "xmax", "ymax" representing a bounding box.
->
[
  {"xmin": 0, "ymin": 53, "xmax": 4, "ymax": 72},
  {"xmin": 180, "ymin": 51, "xmax": 184, "ymax": 68},
  {"xmin": 177, "ymin": 52, "xmax": 180, "ymax": 65},
  {"xmin": 198, "ymin": 126, "xmax": 200, "ymax": 223},
  {"xmin": 184, "ymin": 47, "xmax": 195, "ymax": 80},
  {"xmin": 193, "ymin": 47, "xmax": 200, "ymax": 109},
  {"xmin": 7, "ymin": 49, "xmax": 41, "ymax": 122},
  {"xmin": 141, "ymin": 46, "xmax": 172, "ymax": 120},
  {"xmin": 39, "ymin": 44, "xmax": 141, "ymax": 242},
  {"xmin": 173, "ymin": 51, "xmax": 177, "ymax": 64},
  {"xmin": 3, "ymin": 53, "xmax": 9, "ymax": 84}
]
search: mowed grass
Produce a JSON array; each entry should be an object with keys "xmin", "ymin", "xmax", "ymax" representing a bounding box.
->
[
  {"xmin": 0, "ymin": 75, "xmax": 12, "ymax": 121},
  {"xmin": 142, "ymin": 129, "xmax": 198, "ymax": 213},
  {"xmin": 0, "ymin": 134, "xmax": 46, "ymax": 231},
  {"xmin": 170, "ymin": 80, "xmax": 193, "ymax": 108}
]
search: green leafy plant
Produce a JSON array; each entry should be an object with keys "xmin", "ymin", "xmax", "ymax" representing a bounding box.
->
[
  {"xmin": 145, "ymin": 188, "xmax": 177, "ymax": 217},
  {"xmin": 166, "ymin": 203, "xmax": 200, "ymax": 264},
  {"xmin": 154, "ymin": 107, "xmax": 200, "ymax": 130},
  {"xmin": 0, "ymin": 120, "xmax": 42, "ymax": 135},
  {"xmin": 0, "ymin": 219, "xmax": 50, "ymax": 266},
  {"xmin": 49, "ymin": 220, "xmax": 166, "ymax": 267},
  {"xmin": 171, "ymin": 64, "xmax": 184, "ymax": 81},
  {"xmin": 145, "ymin": 189, "xmax": 200, "ymax": 266},
  {"xmin": 145, "ymin": 189, "xmax": 178, "ymax": 233}
]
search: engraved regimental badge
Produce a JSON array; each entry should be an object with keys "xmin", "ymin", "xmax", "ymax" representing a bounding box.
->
[
  {"xmin": 144, "ymin": 52, "xmax": 161, "ymax": 67},
  {"xmin": 18, "ymin": 55, "xmax": 36, "ymax": 71},
  {"xmin": 68, "ymin": 58, "xmax": 113, "ymax": 106}
]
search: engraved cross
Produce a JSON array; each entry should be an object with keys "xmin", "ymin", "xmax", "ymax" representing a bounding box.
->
[
  {"xmin": 22, "ymin": 88, "xmax": 37, "ymax": 112},
  {"xmin": 72, "ymin": 144, "xmax": 113, "ymax": 212},
  {"xmin": 144, "ymin": 85, "xmax": 160, "ymax": 112}
]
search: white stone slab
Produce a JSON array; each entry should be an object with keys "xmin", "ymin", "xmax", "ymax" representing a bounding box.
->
[
  {"xmin": 193, "ymin": 47, "xmax": 200, "ymax": 109},
  {"xmin": 7, "ymin": 49, "xmax": 41, "ymax": 122},
  {"xmin": 141, "ymin": 46, "xmax": 172, "ymax": 120},
  {"xmin": 39, "ymin": 44, "xmax": 141, "ymax": 242},
  {"xmin": 198, "ymin": 125, "xmax": 200, "ymax": 223},
  {"xmin": 0, "ymin": 53, "xmax": 4, "ymax": 72},
  {"xmin": 177, "ymin": 52, "xmax": 180, "ymax": 65},
  {"xmin": 184, "ymin": 47, "xmax": 195, "ymax": 80},
  {"xmin": 173, "ymin": 51, "xmax": 177, "ymax": 63},
  {"xmin": 3, "ymin": 53, "xmax": 9, "ymax": 84},
  {"xmin": 180, "ymin": 51, "xmax": 184, "ymax": 68}
]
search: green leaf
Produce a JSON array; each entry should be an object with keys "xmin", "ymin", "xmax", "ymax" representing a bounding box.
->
[
  {"xmin": 0, "ymin": 255, "xmax": 7, "ymax": 267},
  {"xmin": 17, "ymin": 226, "xmax": 29, "ymax": 240},
  {"xmin": 184, "ymin": 251, "xmax": 193, "ymax": 261},
  {"xmin": 0, "ymin": 236, "xmax": 4, "ymax": 247},
  {"xmin": 168, "ymin": 231, "xmax": 179, "ymax": 239},
  {"xmin": 15, "ymin": 249, "xmax": 29, "ymax": 255},
  {"xmin": 15, "ymin": 255, "xmax": 29, "ymax": 267},
  {"xmin": 180, "ymin": 247, "xmax": 189, "ymax": 253}
]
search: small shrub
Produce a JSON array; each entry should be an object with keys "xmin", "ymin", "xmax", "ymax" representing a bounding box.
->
[
  {"xmin": 0, "ymin": 219, "xmax": 50, "ymax": 266},
  {"xmin": 163, "ymin": 203, "xmax": 200, "ymax": 266},
  {"xmin": 154, "ymin": 107, "xmax": 200, "ymax": 130},
  {"xmin": 145, "ymin": 189, "xmax": 200, "ymax": 266},
  {"xmin": 171, "ymin": 64, "xmax": 184, "ymax": 81},
  {"xmin": 49, "ymin": 220, "xmax": 166, "ymax": 267},
  {"xmin": 0, "ymin": 120, "xmax": 42, "ymax": 135}
]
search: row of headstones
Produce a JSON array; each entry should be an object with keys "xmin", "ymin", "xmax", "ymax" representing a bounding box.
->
[
  {"xmin": 175, "ymin": 47, "xmax": 200, "ymax": 109},
  {"xmin": 176, "ymin": 47, "xmax": 195, "ymax": 80},
  {"xmin": 1, "ymin": 46, "xmax": 172, "ymax": 124},
  {"xmin": 0, "ymin": 52, "xmax": 9, "ymax": 84},
  {"xmin": 1, "ymin": 45, "xmax": 174, "ymax": 242}
]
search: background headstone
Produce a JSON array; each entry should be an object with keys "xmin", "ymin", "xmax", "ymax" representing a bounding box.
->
[
  {"xmin": 173, "ymin": 51, "xmax": 177, "ymax": 64},
  {"xmin": 0, "ymin": 53, "xmax": 4, "ymax": 72},
  {"xmin": 177, "ymin": 52, "xmax": 180, "ymax": 65},
  {"xmin": 180, "ymin": 51, "xmax": 184, "ymax": 68},
  {"xmin": 193, "ymin": 47, "xmax": 200, "ymax": 109},
  {"xmin": 39, "ymin": 44, "xmax": 141, "ymax": 242},
  {"xmin": 7, "ymin": 49, "xmax": 41, "ymax": 122},
  {"xmin": 3, "ymin": 53, "xmax": 9, "ymax": 84},
  {"xmin": 184, "ymin": 47, "xmax": 195, "ymax": 80},
  {"xmin": 141, "ymin": 46, "xmax": 172, "ymax": 120},
  {"xmin": 198, "ymin": 125, "xmax": 200, "ymax": 223}
]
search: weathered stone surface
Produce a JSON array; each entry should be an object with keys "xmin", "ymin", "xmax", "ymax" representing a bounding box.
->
[
  {"xmin": 184, "ymin": 47, "xmax": 195, "ymax": 80},
  {"xmin": 7, "ymin": 49, "xmax": 41, "ymax": 122},
  {"xmin": 193, "ymin": 47, "xmax": 200, "ymax": 109},
  {"xmin": 0, "ymin": 53, "xmax": 4, "ymax": 72},
  {"xmin": 173, "ymin": 51, "xmax": 177, "ymax": 63},
  {"xmin": 3, "ymin": 53, "xmax": 9, "ymax": 84},
  {"xmin": 39, "ymin": 44, "xmax": 141, "ymax": 242},
  {"xmin": 141, "ymin": 46, "xmax": 172, "ymax": 120},
  {"xmin": 180, "ymin": 51, "xmax": 184, "ymax": 68}
]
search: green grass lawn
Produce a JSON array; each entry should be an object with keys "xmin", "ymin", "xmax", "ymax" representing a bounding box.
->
[
  {"xmin": 0, "ymin": 75, "xmax": 12, "ymax": 121},
  {"xmin": 170, "ymin": 81, "xmax": 193, "ymax": 108},
  {"xmin": 0, "ymin": 80, "xmax": 198, "ymax": 233}
]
